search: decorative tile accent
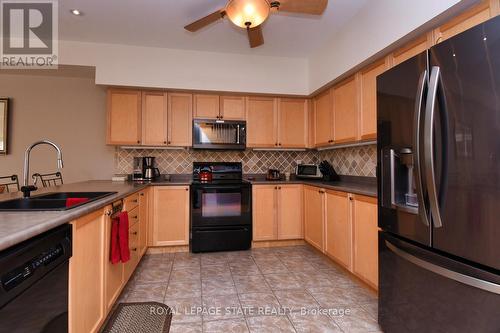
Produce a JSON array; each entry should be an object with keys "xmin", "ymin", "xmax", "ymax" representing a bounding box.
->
[
  {"xmin": 318, "ymin": 145, "xmax": 377, "ymax": 177},
  {"xmin": 114, "ymin": 144, "xmax": 377, "ymax": 177}
]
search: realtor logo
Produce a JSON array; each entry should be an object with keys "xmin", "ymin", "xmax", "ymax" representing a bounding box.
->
[{"xmin": 1, "ymin": 0, "xmax": 58, "ymax": 68}]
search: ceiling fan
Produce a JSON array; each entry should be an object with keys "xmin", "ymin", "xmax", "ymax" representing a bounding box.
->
[{"xmin": 184, "ymin": 0, "xmax": 328, "ymax": 48}]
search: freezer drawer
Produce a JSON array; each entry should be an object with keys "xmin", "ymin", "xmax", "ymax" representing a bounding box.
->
[
  {"xmin": 379, "ymin": 231, "xmax": 500, "ymax": 333},
  {"xmin": 191, "ymin": 226, "xmax": 252, "ymax": 253}
]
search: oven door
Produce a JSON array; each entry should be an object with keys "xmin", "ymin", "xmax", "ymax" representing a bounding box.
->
[{"xmin": 191, "ymin": 183, "xmax": 251, "ymax": 227}]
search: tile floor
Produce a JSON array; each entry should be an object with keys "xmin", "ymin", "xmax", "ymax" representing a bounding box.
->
[{"xmin": 119, "ymin": 245, "xmax": 381, "ymax": 333}]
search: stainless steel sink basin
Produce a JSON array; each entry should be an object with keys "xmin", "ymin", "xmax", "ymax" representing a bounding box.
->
[{"xmin": 0, "ymin": 191, "xmax": 117, "ymax": 211}]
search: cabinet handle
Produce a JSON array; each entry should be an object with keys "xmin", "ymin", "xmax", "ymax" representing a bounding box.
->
[
  {"xmin": 131, "ymin": 247, "xmax": 138, "ymax": 252},
  {"xmin": 278, "ymin": 143, "xmax": 282, "ymax": 146},
  {"xmin": 185, "ymin": 188, "xmax": 189, "ymax": 191},
  {"xmin": 132, "ymin": 199, "xmax": 138, "ymax": 203},
  {"xmin": 140, "ymin": 193, "xmax": 144, "ymax": 196},
  {"xmin": 132, "ymin": 231, "xmax": 138, "ymax": 235},
  {"xmin": 137, "ymin": 140, "xmax": 141, "ymax": 144},
  {"xmin": 168, "ymin": 141, "xmax": 171, "ymax": 144},
  {"xmin": 163, "ymin": 141, "xmax": 167, "ymax": 144},
  {"xmin": 106, "ymin": 210, "xmax": 112, "ymax": 216},
  {"xmin": 349, "ymin": 197, "xmax": 353, "ymax": 201},
  {"xmin": 133, "ymin": 215, "xmax": 138, "ymax": 219},
  {"xmin": 278, "ymin": 186, "xmax": 281, "ymax": 190}
]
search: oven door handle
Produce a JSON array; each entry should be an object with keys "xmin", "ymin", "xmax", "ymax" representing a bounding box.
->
[{"xmin": 193, "ymin": 185, "xmax": 248, "ymax": 191}]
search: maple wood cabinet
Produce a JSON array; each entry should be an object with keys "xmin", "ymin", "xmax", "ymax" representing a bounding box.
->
[
  {"xmin": 246, "ymin": 96, "xmax": 278, "ymax": 148},
  {"xmin": 252, "ymin": 184, "xmax": 303, "ymax": 241},
  {"xmin": 314, "ymin": 89, "xmax": 334, "ymax": 147},
  {"xmin": 304, "ymin": 185, "xmax": 325, "ymax": 251},
  {"xmin": 390, "ymin": 33, "xmax": 434, "ymax": 66},
  {"xmin": 325, "ymin": 190, "xmax": 352, "ymax": 269},
  {"xmin": 278, "ymin": 98, "xmax": 308, "ymax": 148},
  {"xmin": 151, "ymin": 186, "xmax": 190, "ymax": 246},
  {"xmin": 107, "ymin": 89, "xmax": 192, "ymax": 147},
  {"xmin": 359, "ymin": 60, "xmax": 387, "ymax": 140},
  {"xmin": 107, "ymin": 89, "xmax": 142, "ymax": 145},
  {"xmin": 220, "ymin": 95, "xmax": 246, "ymax": 120},
  {"xmin": 352, "ymin": 194, "xmax": 378, "ymax": 289},
  {"xmin": 333, "ymin": 76, "xmax": 358, "ymax": 143},
  {"xmin": 193, "ymin": 94, "xmax": 220, "ymax": 119}
]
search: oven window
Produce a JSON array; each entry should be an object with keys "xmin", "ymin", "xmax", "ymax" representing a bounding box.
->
[
  {"xmin": 300, "ymin": 165, "xmax": 317, "ymax": 175},
  {"xmin": 202, "ymin": 192, "xmax": 241, "ymax": 217}
]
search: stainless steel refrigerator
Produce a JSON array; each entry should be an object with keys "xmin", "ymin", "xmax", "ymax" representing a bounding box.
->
[{"xmin": 377, "ymin": 15, "xmax": 500, "ymax": 332}]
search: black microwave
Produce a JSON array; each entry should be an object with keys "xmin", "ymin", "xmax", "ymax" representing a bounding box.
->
[{"xmin": 193, "ymin": 119, "xmax": 246, "ymax": 150}]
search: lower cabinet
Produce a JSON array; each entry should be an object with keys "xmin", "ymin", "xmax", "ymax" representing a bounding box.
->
[
  {"xmin": 70, "ymin": 209, "xmax": 107, "ymax": 333},
  {"xmin": 151, "ymin": 186, "xmax": 190, "ymax": 246},
  {"xmin": 252, "ymin": 184, "xmax": 303, "ymax": 241},
  {"xmin": 352, "ymin": 194, "xmax": 378, "ymax": 289},
  {"xmin": 325, "ymin": 190, "xmax": 352, "ymax": 269},
  {"xmin": 304, "ymin": 185, "xmax": 325, "ymax": 251}
]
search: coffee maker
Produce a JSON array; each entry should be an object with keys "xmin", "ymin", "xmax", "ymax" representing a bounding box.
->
[{"xmin": 142, "ymin": 157, "xmax": 160, "ymax": 180}]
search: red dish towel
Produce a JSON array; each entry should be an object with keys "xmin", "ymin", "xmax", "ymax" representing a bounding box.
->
[
  {"xmin": 66, "ymin": 197, "xmax": 89, "ymax": 208},
  {"xmin": 110, "ymin": 211, "xmax": 130, "ymax": 264}
]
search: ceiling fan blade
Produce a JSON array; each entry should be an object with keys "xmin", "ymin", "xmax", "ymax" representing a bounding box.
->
[
  {"xmin": 247, "ymin": 26, "xmax": 264, "ymax": 48},
  {"xmin": 184, "ymin": 9, "xmax": 225, "ymax": 32},
  {"xmin": 277, "ymin": 0, "xmax": 328, "ymax": 15}
]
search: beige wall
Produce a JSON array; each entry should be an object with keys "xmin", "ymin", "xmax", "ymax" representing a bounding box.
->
[{"xmin": 0, "ymin": 67, "xmax": 115, "ymax": 184}]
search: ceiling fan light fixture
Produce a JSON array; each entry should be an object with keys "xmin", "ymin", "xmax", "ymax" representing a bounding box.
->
[{"xmin": 226, "ymin": 0, "xmax": 270, "ymax": 28}]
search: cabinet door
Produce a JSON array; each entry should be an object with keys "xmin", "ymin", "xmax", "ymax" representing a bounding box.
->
[
  {"xmin": 252, "ymin": 185, "xmax": 277, "ymax": 241},
  {"xmin": 138, "ymin": 189, "xmax": 149, "ymax": 256},
  {"xmin": 70, "ymin": 209, "xmax": 106, "ymax": 333},
  {"xmin": 152, "ymin": 186, "xmax": 190, "ymax": 246},
  {"xmin": 277, "ymin": 185, "xmax": 303, "ymax": 239},
  {"xmin": 314, "ymin": 89, "xmax": 333, "ymax": 146},
  {"xmin": 107, "ymin": 89, "xmax": 142, "ymax": 145},
  {"xmin": 353, "ymin": 195, "xmax": 378, "ymax": 288},
  {"xmin": 246, "ymin": 96, "xmax": 278, "ymax": 148},
  {"xmin": 304, "ymin": 186, "xmax": 324, "ymax": 251},
  {"xmin": 333, "ymin": 76, "xmax": 358, "ymax": 143},
  {"xmin": 391, "ymin": 33, "xmax": 434, "ymax": 66},
  {"xmin": 359, "ymin": 61, "xmax": 387, "ymax": 140},
  {"xmin": 142, "ymin": 91, "xmax": 168, "ymax": 146},
  {"xmin": 194, "ymin": 94, "xmax": 220, "ymax": 119},
  {"xmin": 220, "ymin": 95, "xmax": 246, "ymax": 120},
  {"xmin": 168, "ymin": 93, "xmax": 192, "ymax": 147},
  {"xmin": 103, "ymin": 207, "xmax": 124, "ymax": 313},
  {"xmin": 325, "ymin": 191, "xmax": 351, "ymax": 269},
  {"xmin": 124, "ymin": 221, "xmax": 140, "ymax": 281},
  {"xmin": 278, "ymin": 98, "xmax": 308, "ymax": 148},
  {"xmin": 435, "ymin": 1, "xmax": 493, "ymax": 43}
]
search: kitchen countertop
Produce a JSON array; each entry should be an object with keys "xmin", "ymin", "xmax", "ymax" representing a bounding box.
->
[
  {"xmin": 245, "ymin": 174, "xmax": 377, "ymax": 198},
  {"xmin": 0, "ymin": 173, "xmax": 376, "ymax": 252}
]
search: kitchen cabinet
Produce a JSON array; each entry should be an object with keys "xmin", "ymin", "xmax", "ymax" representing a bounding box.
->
[
  {"xmin": 124, "ymin": 221, "xmax": 140, "ymax": 281},
  {"xmin": 307, "ymin": 99, "xmax": 315, "ymax": 148},
  {"xmin": 390, "ymin": 33, "xmax": 434, "ymax": 66},
  {"xmin": 434, "ymin": 0, "xmax": 494, "ymax": 43},
  {"xmin": 278, "ymin": 98, "xmax": 308, "ymax": 148},
  {"xmin": 304, "ymin": 185, "xmax": 325, "ymax": 251},
  {"xmin": 252, "ymin": 184, "xmax": 304, "ymax": 241},
  {"xmin": 325, "ymin": 190, "xmax": 352, "ymax": 269},
  {"xmin": 358, "ymin": 60, "xmax": 387, "ymax": 140},
  {"xmin": 107, "ymin": 89, "xmax": 142, "ymax": 145},
  {"xmin": 333, "ymin": 76, "xmax": 358, "ymax": 144},
  {"xmin": 70, "ymin": 209, "xmax": 106, "ymax": 333},
  {"xmin": 193, "ymin": 94, "xmax": 220, "ymax": 119},
  {"xmin": 314, "ymin": 89, "xmax": 334, "ymax": 147},
  {"xmin": 138, "ymin": 189, "xmax": 149, "ymax": 256},
  {"xmin": 141, "ymin": 91, "xmax": 167, "ymax": 146},
  {"xmin": 246, "ymin": 96, "xmax": 278, "ymax": 148},
  {"xmin": 168, "ymin": 93, "xmax": 193, "ymax": 146},
  {"xmin": 151, "ymin": 186, "xmax": 190, "ymax": 246},
  {"xmin": 352, "ymin": 194, "xmax": 378, "ymax": 289},
  {"xmin": 103, "ymin": 207, "xmax": 124, "ymax": 313},
  {"xmin": 220, "ymin": 95, "xmax": 246, "ymax": 120}
]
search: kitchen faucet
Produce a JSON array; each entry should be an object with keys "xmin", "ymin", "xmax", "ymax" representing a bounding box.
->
[{"xmin": 21, "ymin": 140, "xmax": 64, "ymax": 198}]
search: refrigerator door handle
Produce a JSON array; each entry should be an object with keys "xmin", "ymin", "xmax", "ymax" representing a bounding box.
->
[
  {"xmin": 423, "ymin": 66, "xmax": 443, "ymax": 228},
  {"xmin": 385, "ymin": 240, "xmax": 500, "ymax": 295},
  {"xmin": 414, "ymin": 70, "xmax": 430, "ymax": 227}
]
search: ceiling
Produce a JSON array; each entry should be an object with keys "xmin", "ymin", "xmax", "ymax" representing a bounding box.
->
[{"xmin": 59, "ymin": 0, "xmax": 369, "ymax": 58}]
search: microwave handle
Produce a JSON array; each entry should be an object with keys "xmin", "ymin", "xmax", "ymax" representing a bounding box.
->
[{"xmin": 236, "ymin": 124, "xmax": 240, "ymax": 144}]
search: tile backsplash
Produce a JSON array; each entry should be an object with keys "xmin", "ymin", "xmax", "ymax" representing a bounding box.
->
[{"xmin": 114, "ymin": 144, "xmax": 377, "ymax": 177}]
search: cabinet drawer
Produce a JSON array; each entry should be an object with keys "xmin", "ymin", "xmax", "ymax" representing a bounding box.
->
[
  {"xmin": 129, "ymin": 222, "xmax": 139, "ymax": 252},
  {"xmin": 128, "ymin": 206, "xmax": 140, "ymax": 227},
  {"xmin": 124, "ymin": 193, "xmax": 139, "ymax": 211}
]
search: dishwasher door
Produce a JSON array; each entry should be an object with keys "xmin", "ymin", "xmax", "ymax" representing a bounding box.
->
[{"xmin": 0, "ymin": 224, "xmax": 72, "ymax": 333}]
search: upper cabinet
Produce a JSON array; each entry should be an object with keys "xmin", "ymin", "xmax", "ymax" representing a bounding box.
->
[
  {"xmin": 141, "ymin": 91, "xmax": 167, "ymax": 146},
  {"xmin": 359, "ymin": 60, "xmax": 387, "ymax": 140},
  {"xmin": 107, "ymin": 89, "xmax": 142, "ymax": 145},
  {"xmin": 246, "ymin": 96, "xmax": 278, "ymax": 148},
  {"xmin": 107, "ymin": 89, "xmax": 192, "ymax": 147},
  {"xmin": 220, "ymin": 95, "xmax": 246, "ymax": 120},
  {"xmin": 314, "ymin": 89, "xmax": 334, "ymax": 147},
  {"xmin": 333, "ymin": 76, "xmax": 358, "ymax": 144},
  {"xmin": 390, "ymin": 33, "xmax": 434, "ymax": 66},
  {"xmin": 193, "ymin": 94, "xmax": 220, "ymax": 119},
  {"xmin": 278, "ymin": 98, "xmax": 308, "ymax": 148}
]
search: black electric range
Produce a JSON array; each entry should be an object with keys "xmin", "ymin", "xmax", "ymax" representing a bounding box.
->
[{"xmin": 190, "ymin": 162, "xmax": 252, "ymax": 253}]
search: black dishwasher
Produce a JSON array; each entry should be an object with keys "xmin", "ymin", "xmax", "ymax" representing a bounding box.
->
[{"xmin": 0, "ymin": 224, "xmax": 72, "ymax": 333}]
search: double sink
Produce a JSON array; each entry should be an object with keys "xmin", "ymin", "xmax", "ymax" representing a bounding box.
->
[{"xmin": 0, "ymin": 192, "xmax": 117, "ymax": 211}]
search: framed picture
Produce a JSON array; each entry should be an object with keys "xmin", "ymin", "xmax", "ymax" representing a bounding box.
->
[{"xmin": 0, "ymin": 98, "xmax": 8, "ymax": 154}]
